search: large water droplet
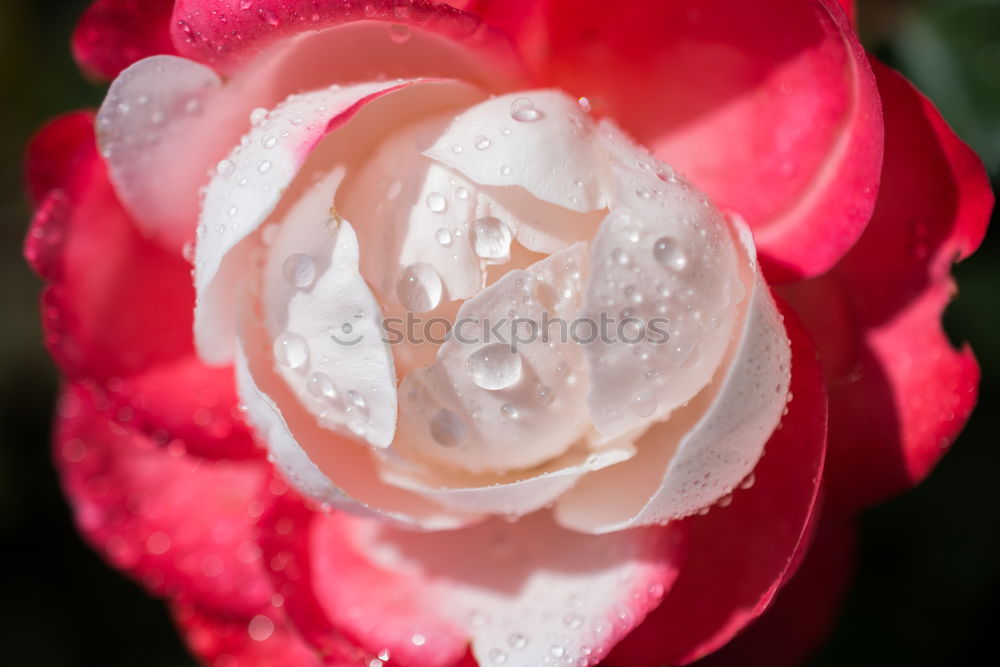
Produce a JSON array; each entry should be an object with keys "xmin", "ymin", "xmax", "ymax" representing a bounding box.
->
[
  {"xmin": 472, "ymin": 216, "xmax": 512, "ymax": 260},
  {"xmin": 467, "ymin": 344, "xmax": 523, "ymax": 390},
  {"xmin": 474, "ymin": 135, "xmax": 492, "ymax": 150},
  {"xmin": 652, "ymin": 236, "xmax": 687, "ymax": 270},
  {"xmin": 429, "ymin": 409, "xmax": 465, "ymax": 447},
  {"xmin": 282, "ymin": 253, "xmax": 316, "ymax": 288},
  {"xmin": 510, "ymin": 97, "xmax": 541, "ymax": 122},
  {"xmin": 425, "ymin": 191, "xmax": 448, "ymax": 213},
  {"xmin": 396, "ymin": 263, "xmax": 443, "ymax": 313},
  {"xmin": 274, "ymin": 332, "xmax": 309, "ymax": 369}
]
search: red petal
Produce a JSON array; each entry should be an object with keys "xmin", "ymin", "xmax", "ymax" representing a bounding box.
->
[
  {"xmin": 171, "ymin": 0, "xmax": 526, "ymax": 84},
  {"xmin": 782, "ymin": 61, "xmax": 992, "ymax": 511},
  {"xmin": 499, "ymin": 0, "xmax": 882, "ymax": 281},
  {"xmin": 692, "ymin": 517, "xmax": 857, "ymax": 667},
  {"xmin": 72, "ymin": 0, "xmax": 178, "ymax": 80},
  {"xmin": 56, "ymin": 384, "xmax": 275, "ymax": 616},
  {"xmin": 173, "ymin": 601, "xmax": 324, "ymax": 667},
  {"xmin": 261, "ymin": 493, "xmax": 685, "ymax": 667},
  {"xmin": 25, "ymin": 114, "xmax": 259, "ymax": 460},
  {"xmin": 606, "ymin": 298, "xmax": 828, "ymax": 666},
  {"xmin": 24, "ymin": 116, "xmax": 194, "ymax": 379}
]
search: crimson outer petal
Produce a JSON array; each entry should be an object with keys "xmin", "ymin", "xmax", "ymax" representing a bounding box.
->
[
  {"xmin": 472, "ymin": 0, "xmax": 882, "ymax": 282},
  {"xmin": 692, "ymin": 517, "xmax": 857, "ymax": 667},
  {"xmin": 782, "ymin": 61, "xmax": 992, "ymax": 513},
  {"xmin": 72, "ymin": 0, "xmax": 178, "ymax": 80},
  {"xmin": 25, "ymin": 113, "xmax": 258, "ymax": 460},
  {"xmin": 606, "ymin": 300, "xmax": 828, "ymax": 667},
  {"xmin": 170, "ymin": 0, "xmax": 526, "ymax": 84},
  {"xmin": 56, "ymin": 383, "xmax": 323, "ymax": 664}
]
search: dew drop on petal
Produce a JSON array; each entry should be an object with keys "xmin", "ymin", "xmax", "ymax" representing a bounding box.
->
[
  {"xmin": 652, "ymin": 236, "xmax": 687, "ymax": 270},
  {"xmin": 248, "ymin": 615, "xmax": 275, "ymax": 642},
  {"xmin": 510, "ymin": 97, "xmax": 541, "ymax": 122},
  {"xmin": 429, "ymin": 409, "xmax": 466, "ymax": 447},
  {"xmin": 396, "ymin": 263, "xmax": 443, "ymax": 313},
  {"xmin": 467, "ymin": 343, "xmax": 523, "ymax": 390},
  {"xmin": 274, "ymin": 332, "xmax": 309, "ymax": 369},
  {"xmin": 388, "ymin": 24, "xmax": 411, "ymax": 43},
  {"xmin": 630, "ymin": 390, "xmax": 657, "ymax": 417},
  {"xmin": 435, "ymin": 227, "xmax": 453, "ymax": 246},
  {"xmin": 474, "ymin": 135, "xmax": 492, "ymax": 150},
  {"xmin": 472, "ymin": 216, "xmax": 512, "ymax": 260},
  {"xmin": 425, "ymin": 191, "xmax": 448, "ymax": 213},
  {"xmin": 282, "ymin": 253, "xmax": 316, "ymax": 288},
  {"xmin": 307, "ymin": 372, "xmax": 337, "ymax": 399}
]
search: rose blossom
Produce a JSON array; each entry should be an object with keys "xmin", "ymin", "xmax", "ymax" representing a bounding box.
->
[{"xmin": 25, "ymin": 1, "xmax": 991, "ymax": 666}]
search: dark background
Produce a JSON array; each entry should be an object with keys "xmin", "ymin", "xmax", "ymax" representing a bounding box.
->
[{"xmin": 1, "ymin": 1, "xmax": 997, "ymax": 664}]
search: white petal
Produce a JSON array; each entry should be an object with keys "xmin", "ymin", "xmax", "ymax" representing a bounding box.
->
[
  {"xmin": 394, "ymin": 244, "xmax": 592, "ymax": 474},
  {"xmin": 193, "ymin": 78, "xmax": 484, "ymax": 363},
  {"xmin": 97, "ymin": 56, "xmax": 222, "ymax": 249},
  {"xmin": 581, "ymin": 121, "xmax": 743, "ymax": 441},
  {"xmin": 378, "ymin": 440, "xmax": 634, "ymax": 517},
  {"xmin": 235, "ymin": 304, "xmax": 479, "ymax": 531},
  {"xmin": 555, "ymin": 218, "xmax": 792, "ymax": 532},
  {"xmin": 424, "ymin": 90, "xmax": 612, "ymax": 213},
  {"xmin": 261, "ymin": 179, "xmax": 398, "ymax": 449}
]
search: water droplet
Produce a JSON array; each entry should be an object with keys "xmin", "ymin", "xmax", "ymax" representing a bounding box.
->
[
  {"xmin": 510, "ymin": 97, "xmax": 541, "ymax": 122},
  {"xmin": 577, "ymin": 96, "xmax": 592, "ymax": 112},
  {"xmin": 550, "ymin": 645, "xmax": 566, "ymax": 658},
  {"xmin": 612, "ymin": 247, "xmax": 630, "ymax": 265},
  {"xmin": 274, "ymin": 332, "xmax": 309, "ymax": 369},
  {"xmin": 250, "ymin": 108, "xmax": 268, "ymax": 125},
  {"xmin": 182, "ymin": 241, "xmax": 196, "ymax": 263},
  {"xmin": 216, "ymin": 159, "xmax": 234, "ymax": 177},
  {"xmin": 262, "ymin": 135, "xmax": 278, "ymax": 149},
  {"xmin": 430, "ymin": 409, "xmax": 465, "ymax": 447},
  {"xmin": 630, "ymin": 390, "xmax": 657, "ymax": 417},
  {"xmin": 636, "ymin": 187, "xmax": 652, "ymax": 200},
  {"xmin": 411, "ymin": 634, "xmax": 427, "ymax": 647},
  {"xmin": 472, "ymin": 216, "xmax": 512, "ymax": 260},
  {"xmin": 488, "ymin": 649, "xmax": 508, "ymax": 665},
  {"xmin": 652, "ymin": 236, "xmax": 687, "ymax": 270},
  {"xmin": 455, "ymin": 186, "xmax": 470, "ymax": 200},
  {"xmin": 435, "ymin": 227, "xmax": 453, "ymax": 246},
  {"xmin": 564, "ymin": 612, "xmax": 584, "ymax": 629},
  {"xmin": 388, "ymin": 24, "xmax": 411, "ymax": 43},
  {"xmin": 500, "ymin": 403, "xmax": 520, "ymax": 419},
  {"xmin": 396, "ymin": 263, "xmax": 443, "ymax": 313},
  {"xmin": 307, "ymin": 372, "xmax": 337, "ymax": 399},
  {"xmin": 425, "ymin": 191, "xmax": 448, "ymax": 213},
  {"xmin": 282, "ymin": 253, "xmax": 316, "ymax": 288},
  {"xmin": 227, "ymin": 205, "xmax": 239, "ymax": 217},
  {"xmin": 258, "ymin": 160, "xmax": 272, "ymax": 174},
  {"xmin": 467, "ymin": 344, "xmax": 523, "ymax": 390},
  {"xmin": 474, "ymin": 135, "xmax": 492, "ymax": 150},
  {"xmin": 508, "ymin": 633, "xmax": 528, "ymax": 650},
  {"xmin": 248, "ymin": 615, "xmax": 275, "ymax": 641}
]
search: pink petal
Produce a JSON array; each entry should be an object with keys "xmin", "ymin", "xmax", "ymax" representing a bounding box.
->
[
  {"xmin": 72, "ymin": 0, "xmax": 177, "ymax": 80},
  {"xmin": 24, "ymin": 113, "xmax": 195, "ymax": 381},
  {"xmin": 605, "ymin": 297, "xmax": 828, "ymax": 666},
  {"xmin": 504, "ymin": 0, "xmax": 883, "ymax": 281},
  {"xmin": 56, "ymin": 384, "xmax": 275, "ymax": 617},
  {"xmin": 171, "ymin": 0, "xmax": 527, "ymax": 86},
  {"xmin": 262, "ymin": 495, "xmax": 685, "ymax": 667},
  {"xmin": 173, "ymin": 601, "xmax": 324, "ymax": 667},
  {"xmin": 781, "ymin": 60, "xmax": 992, "ymax": 512}
]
